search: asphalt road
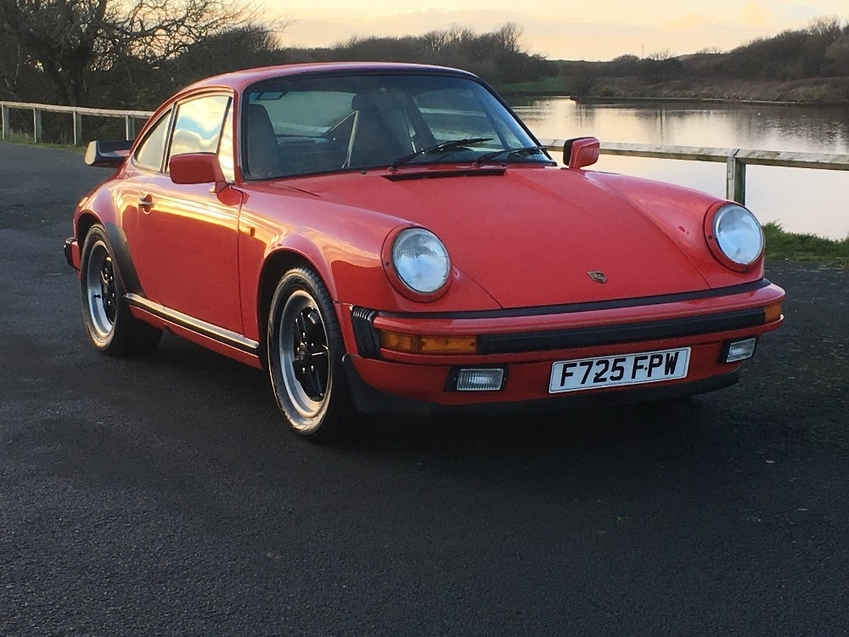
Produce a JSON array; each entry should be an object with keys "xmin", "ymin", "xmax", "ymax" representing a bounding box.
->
[{"xmin": 1, "ymin": 142, "xmax": 848, "ymax": 636}]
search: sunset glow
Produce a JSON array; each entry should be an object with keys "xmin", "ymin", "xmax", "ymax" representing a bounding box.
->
[{"xmin": 266, "ymin": 0, "xmax": 849, "ymax": 60}]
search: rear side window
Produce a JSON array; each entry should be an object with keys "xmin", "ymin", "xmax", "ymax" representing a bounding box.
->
[
  {"xmin": 134, "ymin": 110, "xmax": 172, "ymax": 171},
  {"xmin": 168, "ymin": 94, "xmax": 232, "ymax": 162}
]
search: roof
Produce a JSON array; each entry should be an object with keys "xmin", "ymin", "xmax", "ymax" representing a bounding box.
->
[{"xmin": 182, "ymin": 62, "xmax": 478, "ymax": 94}]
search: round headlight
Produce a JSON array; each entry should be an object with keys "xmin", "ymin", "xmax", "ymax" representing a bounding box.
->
[
  {"xmin": 391, "ymin": 228, "xmax": 450, "ymax": 295},
  {"xmin": 712, "ymin": 204, "xmax": 764, "ymax": 266}
]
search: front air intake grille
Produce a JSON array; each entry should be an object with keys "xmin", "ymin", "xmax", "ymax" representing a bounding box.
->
[{"xmin": 351, "ymin": 306, "xmax": 380, "ymax": 358}]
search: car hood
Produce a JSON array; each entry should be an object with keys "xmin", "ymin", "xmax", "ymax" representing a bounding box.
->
[{"xmin": 286, "ymin": 167, "xmax": 721, "ymax": 309}]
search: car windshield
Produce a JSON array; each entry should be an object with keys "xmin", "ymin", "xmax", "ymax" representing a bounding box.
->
[{"xmin": 241, "ymin": 73, "xmax": 552, "ymax": 179}]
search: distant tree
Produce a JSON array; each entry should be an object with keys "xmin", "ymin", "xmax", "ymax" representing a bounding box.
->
[
  {"xmin": 824, "ymin": 32, "xmax": 849, "ymax": 76},
  {"xmin": 598, "ymin": 54, "xmax": 637, "ymax": 79},
  {"xmin": 0, "ymin": 0, "xmax": 275, "ymax": 105},
  {"xmin": 335, "ymin": 35, "xmax": 424, "ymax": 63},
  {"xmin": 0, "ymin": 30, "xmax": 38, "ymax": 99},
  {"xmin": 695, "ymin": 47, "xmax": 725, "ymax": 55},
  {"xmin": 0, "ymin": 0, "xmax": 109, "ymax": 105},
  {"xmin": 636, "ymin": 50, "xmax": 683, "ymax": 80},
  {"xmin": 726, "ymin": 17, "xmax": 846, "ymax": 80},
  {"xmin": 321, "ymin": 23, "xmax": 552, "ymax": 86},
  {"xmin": 646, "ymin": 49, "xmax": 674, "ymax": 61},
  {"xmin": 98, "ymin": 23, "xmax": 283, "ymax": 108}
]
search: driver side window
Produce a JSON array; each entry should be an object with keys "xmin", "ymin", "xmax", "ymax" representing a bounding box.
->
[{"xmin": 167, "ymin": 94, "xmax": 232, "ymax": 171}]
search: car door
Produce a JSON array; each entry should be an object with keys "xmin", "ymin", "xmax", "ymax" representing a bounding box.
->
[{"xmin": 134, "ymin": 93, "xmax": 244, "ymax": 334}]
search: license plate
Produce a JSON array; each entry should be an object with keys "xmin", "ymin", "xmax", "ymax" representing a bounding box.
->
[{"xmin": 549, "ymin": 347, "xmax": 691, "ymax": 394}]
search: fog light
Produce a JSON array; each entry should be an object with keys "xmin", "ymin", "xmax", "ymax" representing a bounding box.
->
[
  {"xmin": 724, "ymin": 337, "xmax": 757, "ymax": 363},
  {"xmin": 455, "ymin": 368, "xmax": 505, "ymax": 392}
]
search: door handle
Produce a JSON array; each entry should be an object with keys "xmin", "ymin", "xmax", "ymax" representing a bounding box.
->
[{"xmin": 138, "ymin": 196, "xmax": 153, "ymax": 213}]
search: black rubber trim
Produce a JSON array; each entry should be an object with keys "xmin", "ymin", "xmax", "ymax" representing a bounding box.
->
[
  {"xmin": 104, "ymin": 222, "xmax": 145, "ymax": 296},
  {"xmin": 125, "ymin": 293, "xmax": 260, "ymax": 355},
  {"xmin": 380, "ymin": 279, "xmax": 772, "ymax": 321},
  {"xmin": 343, "ymin": 356, "xmax": 739, "ymax": 416},
  {"xmin": 477, "ymin": 308, "xmax": 765, "ymax": 355},
  {"xmin": 383, "ymin": 167, "xmax": 506, "ymax": 181},
  {"xmin": 63, "ymin": 237, "xmax": 77, "ymax": 270},
  {"xmin": 351, "ymin": 306, "xmax": 380, "ymax": 358}
]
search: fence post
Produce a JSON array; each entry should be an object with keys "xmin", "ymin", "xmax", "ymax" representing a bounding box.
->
[
  {"xmin": 1, "ymin": 104, "xmax": 8, "ymax": 141},
  {"xmin": 726, "ymin": 149, "xmax": 746, "ymax": 204},
  {"xmin": 33, "ymin": 107, "xmax": 42, "ymax": 144},
  {"xmin": 125, "ymin": 115, "xmax": 135, "ymax": 140},
  {"xmin": 73, "ymin": 111, "xmax": 83, "ymax": 145}
]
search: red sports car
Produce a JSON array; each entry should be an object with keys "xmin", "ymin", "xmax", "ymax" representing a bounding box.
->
[{"xmin": 64, "ymin": 62, "xmax": 785, "ymax": 440}]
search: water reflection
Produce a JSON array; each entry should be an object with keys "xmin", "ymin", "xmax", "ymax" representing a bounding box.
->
[{"xmin": 510, "ymin": 97, "xmax": 849, "ymax": 238}]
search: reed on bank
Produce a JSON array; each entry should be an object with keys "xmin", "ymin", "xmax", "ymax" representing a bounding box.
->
[{"xmin": 763, "ymin": 222, "xmax": 849, "ymax": 267}]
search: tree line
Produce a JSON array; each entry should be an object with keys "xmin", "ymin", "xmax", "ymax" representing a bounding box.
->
[
  {"xmin": 556, "ymin": 17, "xmax": 849, "ymax": 97},
  {"xmin": 0, "ymin": 0, "xmax": 551, "ymax": 110},
  {"xmin": 1, "ymin": 1, "xmax": 847, "ymax": 114}
]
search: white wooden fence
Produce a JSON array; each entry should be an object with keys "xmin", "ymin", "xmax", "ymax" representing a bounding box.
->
[
  {"xmin": 2, "ymin": 99, "xmax": 848, "ymax": 206},
  {"xmin": 0, "ymin": 100, "xmax": 153, "ymax": 146},
  {"xmin": 538, "ymin": 138, "xmax": 849, "ymax": 205}
]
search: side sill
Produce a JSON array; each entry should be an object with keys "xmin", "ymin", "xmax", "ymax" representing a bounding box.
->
[{"xmin": 125, "ymin": 293, "xmax": 259, "ymax": 355}]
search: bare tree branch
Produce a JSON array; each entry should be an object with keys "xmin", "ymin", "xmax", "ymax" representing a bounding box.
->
[{"xmin": 0, "ymin": 0, "xmax": 277, "ymax": 104}]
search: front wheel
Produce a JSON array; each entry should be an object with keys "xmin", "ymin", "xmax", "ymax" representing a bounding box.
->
[{"xmin": 267, "ymin": 267, "xmax": 354, "ymax": 441}]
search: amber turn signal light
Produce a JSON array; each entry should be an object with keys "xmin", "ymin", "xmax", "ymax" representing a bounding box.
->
[
  {"xmin": 379, "ymin": 330, "xmax": 477, "ymax": 355},
  {"xmin": 763, "ymin": 303, "xmax": 783, "ymax": 323}
]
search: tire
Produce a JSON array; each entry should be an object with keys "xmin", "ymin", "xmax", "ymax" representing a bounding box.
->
[
  {"xmin": 79, "ymin": 224, "xmax": 162, "ymax": 356},
  {"xmin": 267, "ymin": 267, "xmax": 354, "ymax": 441}
]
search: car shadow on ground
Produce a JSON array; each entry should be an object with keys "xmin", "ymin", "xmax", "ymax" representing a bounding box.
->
[{"xmin": 121, "ymin": 333, "xmax": 773, "ymax": 474}]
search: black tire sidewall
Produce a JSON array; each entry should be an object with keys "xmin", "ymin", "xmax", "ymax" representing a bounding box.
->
[
  {"xmin": 267, "ymin": 267, "xmax": 349, "ymax": 439},
  {"xmin": 80, "ymin": 225, "xmax": 125, "ymax": 352},
  {"xmin": 79, "ymin": 224, "xmax": 161, "ymax": 356}
]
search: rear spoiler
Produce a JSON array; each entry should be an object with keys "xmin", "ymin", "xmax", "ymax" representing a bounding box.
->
[{"xmin": 85, "ymin": 140, "xmax": 133, "ymax": 168}]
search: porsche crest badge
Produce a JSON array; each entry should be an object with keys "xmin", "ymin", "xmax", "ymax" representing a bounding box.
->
[{"xmin": 587, "ymin": 271, "xmax": 607, "ymax": 283}]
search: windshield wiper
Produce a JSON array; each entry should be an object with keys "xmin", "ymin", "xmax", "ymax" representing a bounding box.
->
[
  {"xmin": 390, "ymin": 137, "xmax": 493, "ymax": 170},
  {"xmin": 474, "ymin": 145, "xmax": 551, "ymax": 166}
]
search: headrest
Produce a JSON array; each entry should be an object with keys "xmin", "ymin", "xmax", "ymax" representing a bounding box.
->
[{"xmin": 351, "ymin": 90, "xmax": 407, "ymax": 111}]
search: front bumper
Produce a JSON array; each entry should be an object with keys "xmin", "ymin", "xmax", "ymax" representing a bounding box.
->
[
  {"xmin": 344, "ymin": 355, "xmax": 740, "ymax": 416},
  {"xmin": 339, "ymin": 279, "xmax": 785, "ymax": 412}
]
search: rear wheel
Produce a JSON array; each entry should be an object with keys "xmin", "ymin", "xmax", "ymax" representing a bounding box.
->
[
  {"xmin": 267, "ymin": 267, "xmax": 353, "ymax": 441},
  {"xmin": 80, "ymin": 225, "xmax": 161, "ymax": 356}
]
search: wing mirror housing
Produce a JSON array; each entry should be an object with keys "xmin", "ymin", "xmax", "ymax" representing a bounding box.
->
[
  {"xmin": 170, "ymin": 152, "xmax": 226, "ymax": 190},
  {"xmin": 563, "ymin": 137, "xmax": 600, "ymax": 169}
]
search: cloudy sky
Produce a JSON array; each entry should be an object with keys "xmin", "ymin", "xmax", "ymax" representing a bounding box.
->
[{"xmin": 266, "ymin": 0, "xmax": 848, "ymax": 60}]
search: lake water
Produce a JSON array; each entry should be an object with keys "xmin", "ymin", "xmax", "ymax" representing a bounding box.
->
[{"xmin": 508, "ymin": 97, "xmax": 849, "ymax": 240}]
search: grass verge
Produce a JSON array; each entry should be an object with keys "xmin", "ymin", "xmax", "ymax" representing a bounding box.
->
[
  {"xmin": 1, "ymin": 131, "xmax": 85, "ymax": 153},
  {"xmin": 763, "ymin": 222, "xmax": 849, "ymax": 267}
]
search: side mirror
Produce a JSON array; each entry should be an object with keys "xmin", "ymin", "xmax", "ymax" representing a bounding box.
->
[
  {"xmin": 563, "ymin": 137, "xmax": 600, "ymax": 169},
  {"xmin": 170, "ymin": 152, "xmax": 226, "ymax": 189}
]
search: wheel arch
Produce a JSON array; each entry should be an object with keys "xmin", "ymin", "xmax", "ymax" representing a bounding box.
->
[
  {"xmin": 76, "ymin": 211, "xmax": 100, "ymax": 246},
  {"xmin": 77, "ymin": 214, "xmax": 145, "ymax": 296},
  {"xmin": 256, "ymin": 247, "xmax": 337, "ymax": 363}
]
